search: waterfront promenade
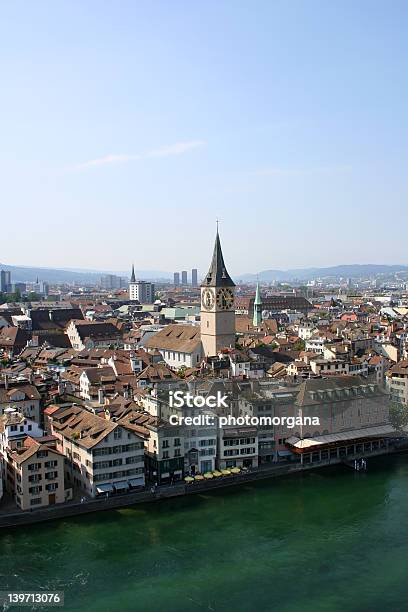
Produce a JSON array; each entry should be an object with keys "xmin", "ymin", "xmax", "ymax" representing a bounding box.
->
[{"xmin": 1, "ymin": 442, "xmax": 405, "ymax": 529}]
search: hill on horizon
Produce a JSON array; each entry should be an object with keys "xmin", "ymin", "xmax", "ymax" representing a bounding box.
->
[
  {"xmin": 0, "ymin": 263, "xmax": 171, "ymax": 284},
  {"xmin": 239, "ymin": 264, "xmax": 408, "ymax": 282},
  {"xmin": 1, "ymin": 263, "xmax": 408, "ymax": 286}
]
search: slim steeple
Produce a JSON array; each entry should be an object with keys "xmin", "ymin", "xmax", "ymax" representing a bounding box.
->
[
  {"xmin": 253, "ymin": 281, "xmax": 262, "ymax": 327},
  {"xmin": 130, "ymin": 264, "xmax": 136, "ymax": 284},
  {"xmin": 202, "ymin": 228, "xmax": 235, "ymax": 288}
]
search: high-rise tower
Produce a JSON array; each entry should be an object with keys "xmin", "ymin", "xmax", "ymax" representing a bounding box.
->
[{"xmin": 200, "ymin": 229, "xmax": 235, "ymax": 357}]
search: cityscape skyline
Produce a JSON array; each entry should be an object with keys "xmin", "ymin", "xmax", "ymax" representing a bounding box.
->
[
  {"xmin": 3, "ymin": 259, "xmax": 408, "ymax": 286},
  {"xmin": 2, "ymin": 1, "xmax": 408, "ymax": 608}
]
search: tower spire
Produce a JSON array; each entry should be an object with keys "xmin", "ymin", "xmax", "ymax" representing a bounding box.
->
[
  {"xmin": 202, "ymin": 228, "xmax": 235, "ymax": 288},
  {"xmin": 253, "ymin": 280, "xmax": 262, "ymax": 327},
  {"xmin": 130, "ymin": 263, "xmax": 136, "ymax": 284}
]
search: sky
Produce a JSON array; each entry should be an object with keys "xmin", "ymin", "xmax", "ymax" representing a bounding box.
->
[{"xmin": 1, "ymin": 0, "xmax": 407, "ymax": 276}]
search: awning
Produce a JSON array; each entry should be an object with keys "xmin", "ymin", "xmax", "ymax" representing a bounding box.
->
[
  {"xmin": 128, "ymin": 478, "xmax": 143, "ymax": 486},
  {"xmin": 286, "ymin": 424, "xmax": 395, "ymax": 449},
  {"xmin": 278, "ymin": 450, "xmax": 293, "ymax": 457},
  {"xmin": 114, "ymin": 481, "xmax": 128, "ymax": 490},
  {"xmin": 96, "ymin": 484, "xmax": 114, "ymax": 493}
]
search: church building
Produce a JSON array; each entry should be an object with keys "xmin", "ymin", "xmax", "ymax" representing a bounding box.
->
[
  {"xmin": 143, "ymin": 230, "xmax": 236, "ymax": 366},
  {"xmin": 200, "ymin": 229, "xmax": 236, "ymax": 357}
]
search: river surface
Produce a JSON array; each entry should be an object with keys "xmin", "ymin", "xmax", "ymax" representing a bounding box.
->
[{"xmin": 1, "ymin": 455, "xmax": 408, "ymax": 612}]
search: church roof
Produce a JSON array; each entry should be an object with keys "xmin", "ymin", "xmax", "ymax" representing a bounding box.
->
[
  {"xmin": 144, "ymin": 324, "xmax": 201, "ymax": 354},
  {"xmin": 202, "ymin": 231, "xmax": 235, "ymax": 288}
]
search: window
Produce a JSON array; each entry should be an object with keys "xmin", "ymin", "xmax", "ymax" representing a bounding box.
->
[
  {"xmin": 162, "ymin": 440, "xmax": 169, "ymax": 448},
  {"xmin": 126, "ymin": 456, "xmax": 143, "ymax": 464},
  {"xmin": 30, "ymin": 498, "xmax": 42, "ymax": 506},
  {"xmin": 45, "ymin": 471, "xmax": 58, "ymax": 480},
  {"xmin": 174, "ymin": 449, "xmax": 181, "ymax": 457},
  {"xmin": 29, "ymin": 486, "xmax": 42, "ymax": 494},
  {"xmin": 163, "ymin": 451, "xmax": 169, "ymax": 459},
  {"xmin": 46, "ymin": 483, "xmax": 58, "ymax": 492},
  {"xmin": 174, "ymin": 438, "xmax": 181, "ymax": 447},
  {"xmin": 114, "ymin": 429, "xmax": 122, "ymax": 440}
]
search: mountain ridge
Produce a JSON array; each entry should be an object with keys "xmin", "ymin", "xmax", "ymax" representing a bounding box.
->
[
  {"xmin": 238, "ymin": 264, "xmax": 408, "ymax": 282},
  {"xmin": 1, "ymin": 263, "xmax": 407, "ymax": 285}
]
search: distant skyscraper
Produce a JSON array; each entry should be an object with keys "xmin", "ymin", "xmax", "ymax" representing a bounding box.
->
[
  {"xmin": 191, "ymin": 269, "xmax": 198, "ymax": 287},
  {"xmin": 100, "ymin": 274, "xmax": 123, "ymax": 290},
  {"xmin": 174, "ymin": 272, "xmax": 180, "ymax": 287},
  {"xmin": 0, "ymin": 270, "xmax": 11, "ymax": 293},
  {"xmin": 181, "ymin": 270, "xmax": 188, "ymax": 286}
]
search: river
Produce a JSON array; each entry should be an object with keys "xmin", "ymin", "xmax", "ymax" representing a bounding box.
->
[{"xmin": 1, "ymin": 455, "xmax": 408, "ymax": 611}]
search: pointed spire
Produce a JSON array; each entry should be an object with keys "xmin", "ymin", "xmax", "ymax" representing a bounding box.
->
[
  {"xmin": 130, "ymin": 264, "xmax": 136, "ymax": 284},
  {"xmin": 202, "ymin": 227, "xmax": 235, "ymax": 287},
  {"xmin": 254, "ymin": 281, "xmax": 262, "ymax": 305},
  {"xmin": 253, "ymin": 281, "xmax": 262, "ymax": 327}
]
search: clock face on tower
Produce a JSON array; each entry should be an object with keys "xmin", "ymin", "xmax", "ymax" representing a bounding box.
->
[
  {"xmin": 216, "ymin": 288, "xmax": 234, "ymax": 310},
  {"xmin": 201, "ymin": 288, "xmax": 215, "ymax": 310}
]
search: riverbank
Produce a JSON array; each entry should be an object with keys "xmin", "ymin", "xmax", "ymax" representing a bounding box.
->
[
  {"xmin": 2, "ymin": 453, "xmax": 408, "ymax": 612},
  {"xmin": 1, "ymin": 443, "xmax": 406, "ymax": 529}
]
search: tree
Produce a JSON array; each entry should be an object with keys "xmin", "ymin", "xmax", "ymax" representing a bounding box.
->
[
  {"xmin": 389, "ymin": 402, "xmax": 408, "ymax": 434},
  {"xmin": 24, "ymin": 292, "xmax": 41, "ymax": 302},
  {"xmin": 177, "ymin": 366, "xmax": 186, "ymax": 378},
  {"xmin": 293, "ymin": 339, "xmax": 306, "ymax": 351}
]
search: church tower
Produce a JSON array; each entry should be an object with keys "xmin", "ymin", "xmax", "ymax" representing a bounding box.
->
[
  {"xmin": 200, "ymin": 229, "xmax": 236, "ymax": 357},
  {"xmin": 253, "ymin": 281, "xmax": 262, "ymax": 327},
  {"xmin": 129, "ymin": 264, "xmax": 136, "ymax": 300}
]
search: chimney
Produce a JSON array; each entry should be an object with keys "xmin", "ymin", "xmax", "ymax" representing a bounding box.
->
[
  {"xmin": 98, "ymin": 388, "xmax": 104, "ymax": 405},
  {"xmin": 4, "ymin": 374, "xmax": 8, "ymax": 390}
]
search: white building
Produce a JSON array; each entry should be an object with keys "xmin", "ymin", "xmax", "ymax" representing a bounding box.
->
[
  {"xmin": 0, "ymin": 382, "xmax": 41, "ymax": 423},
  {"xmin": 144, "ymin": 324, "xmax": 203, "ymax": 369},
  {"xmin": 129, "ymin": 266, "xmax": 155, "ymax": 303},
  {"xmin": 50, "ymin": 405, "xmax": 145, "ymax": 496}
]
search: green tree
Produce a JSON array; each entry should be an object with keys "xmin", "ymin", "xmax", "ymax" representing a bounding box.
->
[
  {"xmin": 177, "ymin": 366, "xmax": 186, "ymax": 378},
  {"xmin": 389, "ymin": 402, "xmax": 408, "ymax": 434}
]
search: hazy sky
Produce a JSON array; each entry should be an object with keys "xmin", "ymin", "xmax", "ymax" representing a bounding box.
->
[{"xmin": 1, "ymin": 1, "xmax": 407, "ymax": 276}]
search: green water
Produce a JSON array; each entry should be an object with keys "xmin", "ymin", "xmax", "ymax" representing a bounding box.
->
[{"xmin": 2, "ymin": 456, "xmax": 408, "ymax": 612}]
